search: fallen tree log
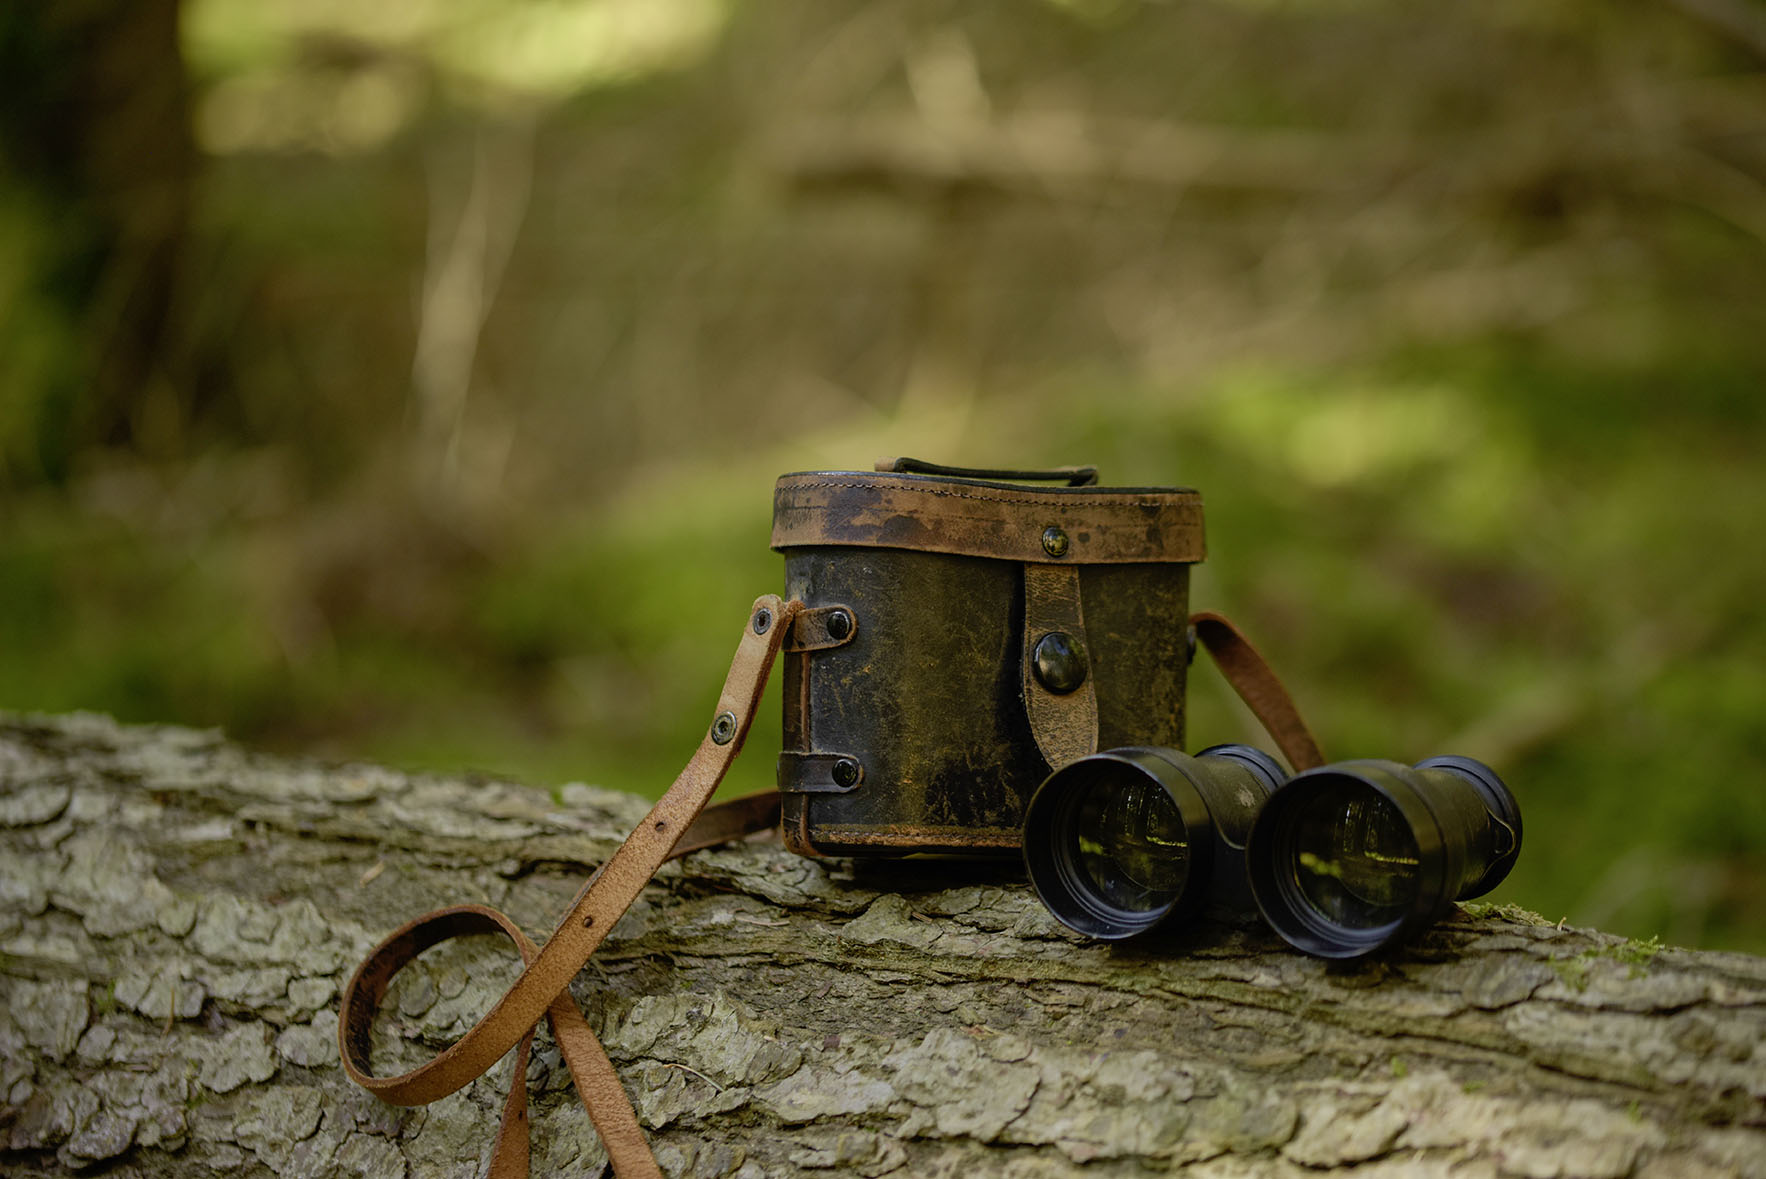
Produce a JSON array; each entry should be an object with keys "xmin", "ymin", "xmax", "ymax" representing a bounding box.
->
[{"xmin": 1, "ymin": 711, "xmax": 1761, "ymax": 1178}]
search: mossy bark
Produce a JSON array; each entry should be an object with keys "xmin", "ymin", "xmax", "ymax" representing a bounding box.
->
[{"xmin": 1, "ymin": 712, "xmax": 1762, "ymax": 1178}]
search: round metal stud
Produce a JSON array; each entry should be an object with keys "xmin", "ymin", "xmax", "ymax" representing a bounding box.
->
[
  {"xmin": 1041, "ymin": 526, "xmax": 1070, "ymax": 558},
  {"xmin": 753, "ymin": 607, "xmax": 773, "ymax": 635},
  {"xmin": 1032, "ymin": 631, "xmax": 1088, "ymax": 694},
  {"xmin": 831, "ymin": 757, "xmax": 861, "ymax": 789},
  {"xmin": 825, "ymin": 609, "xmax": 852, "ymax": 641},
  {"xmin": 710, "ymin": 711, "xmax": 739, "ymax": 745}
]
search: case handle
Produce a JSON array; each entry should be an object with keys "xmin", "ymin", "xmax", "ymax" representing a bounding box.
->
[{"xmin": 876, "ymin": 456, "xmax": 1100, "ymax": 486}]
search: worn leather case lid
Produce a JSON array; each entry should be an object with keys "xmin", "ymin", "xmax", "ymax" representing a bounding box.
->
[{"xmin": 770, "ymin": 470, "xmax": 1206, "ymax": 564}]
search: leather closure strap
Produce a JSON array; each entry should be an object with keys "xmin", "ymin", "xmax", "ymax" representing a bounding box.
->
[
  {"xmin": 1022, "ymin": 563, "xmax": 1100, "ymax": 769},
  {"xmin": 338, "ymin": 596, "xmax": 797, "ymax": 1178}
]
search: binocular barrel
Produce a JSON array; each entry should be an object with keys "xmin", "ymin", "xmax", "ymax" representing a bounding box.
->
[
  {"xmin": 1022, "ymin": 747, "xmax": 1521, "ymax": 957},
  {"xmin": 1245, "ymin": 756, "xmax": 1521, "ymax": 959},
  {"xmin": 1021, "ymin": 745, "xmax": 1286, "ymax": 939}
]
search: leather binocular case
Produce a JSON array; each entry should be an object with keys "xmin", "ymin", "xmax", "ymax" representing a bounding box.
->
[{"xmin": 770, "ymin": 459, "xmax": 1208, "ymax": 858}]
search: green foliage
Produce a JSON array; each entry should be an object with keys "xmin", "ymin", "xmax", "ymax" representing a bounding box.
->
[{"xmin": 3, "ymin": 0, "xmax": 1763, "ymax": 955}]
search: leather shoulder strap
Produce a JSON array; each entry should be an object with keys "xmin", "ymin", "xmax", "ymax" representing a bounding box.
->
[
  {"xmin": 338, "ymin": 598, "xmax": 1320, "ymax": 1179},
  {"xmin": 338, "ymin": 597, "xmax": 796, "ymax": 1178},
  {"xmin": 1191, "ymin": 610, "xmax": 1325, "ymax": 771}
]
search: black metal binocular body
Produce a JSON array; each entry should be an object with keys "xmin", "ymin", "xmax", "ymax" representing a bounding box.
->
[{"xmin": 1023, "ymin": 747, "xmax": 1521, "ymax": 958}]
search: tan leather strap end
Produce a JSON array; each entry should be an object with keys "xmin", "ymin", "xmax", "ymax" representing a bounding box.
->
[
  {"xmin": 338, "ymin": 596, "xmax": 797, "ymax": 1179},
  {"xmin": 1191, "ymin": 610, "xmax": 1325, "ymax": 772}
]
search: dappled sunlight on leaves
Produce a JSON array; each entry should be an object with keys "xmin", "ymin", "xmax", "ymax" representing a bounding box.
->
[{"xmin": 185, "ymin": 0, "xmax": 731, "ymax": 152}]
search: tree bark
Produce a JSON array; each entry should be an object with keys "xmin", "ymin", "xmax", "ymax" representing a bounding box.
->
[{"xmin": 1, "ymin": 711, "xmax": 1761, "ymax": 1178}]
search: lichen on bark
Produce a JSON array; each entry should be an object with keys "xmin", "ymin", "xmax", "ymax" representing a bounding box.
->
[{"xmin": 1, "ymin": 711, "xmax": 1762, "ymax": 1177}]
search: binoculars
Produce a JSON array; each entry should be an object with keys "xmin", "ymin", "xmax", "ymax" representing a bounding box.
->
[{"xmin": 1022, "ymin": 745, "xmax": 1522, "ymax": 958}]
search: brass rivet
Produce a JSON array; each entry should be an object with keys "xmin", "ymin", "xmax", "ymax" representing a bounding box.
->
[{"xmin": 1041, "ymin": 526, "xmax": 1070, "ymax": 558}]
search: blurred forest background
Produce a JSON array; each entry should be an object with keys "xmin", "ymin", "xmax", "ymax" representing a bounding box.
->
[{"xmin": 2, "ymin": 0, "xmax": 1763, "ymax": 951}]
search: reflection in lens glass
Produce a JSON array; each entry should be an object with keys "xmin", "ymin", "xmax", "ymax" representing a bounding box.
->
[
  {"xmin": 1289, "ymin": 781, "xmax": 1420, "ymax": 930},
  {"xmin": 1072, "ymin": 769, "xmax": 1188, "ymax": 913}
]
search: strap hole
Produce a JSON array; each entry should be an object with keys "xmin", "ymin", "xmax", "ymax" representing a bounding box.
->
[
  {"xmin": 581, "ymin": 915, "xmax": 595, "ymax": 928},
  {"xmin": 655, "ymin": 820, "xmax": 667, "ymax": 831}
]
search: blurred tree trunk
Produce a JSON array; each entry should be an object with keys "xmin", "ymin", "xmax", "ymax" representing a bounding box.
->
[{"xmin": 0, "ymin": 0, "xmax": 193, "ymax": 482}]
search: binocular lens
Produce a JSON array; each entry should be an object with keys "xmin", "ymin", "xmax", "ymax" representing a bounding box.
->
[
  {"xmin": 1287, "ymin": 781, "xmax": 1421, "ymax": 931},
  {"xmin": 1072, "ymin": 770, "xmax": 1189, "ymax": 914},
  {"xmin": 1247, "ymin": 757, "xmax": 1521, "ymax": 959},
  {"xmin": 1023, "ymin": 745, "xmax": 1285, "ymax": 940}
]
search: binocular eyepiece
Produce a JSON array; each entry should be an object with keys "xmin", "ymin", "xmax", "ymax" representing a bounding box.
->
[{"xmin": 1022, "ymin": 747, "xmax": 1521, "ymax": 958}]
